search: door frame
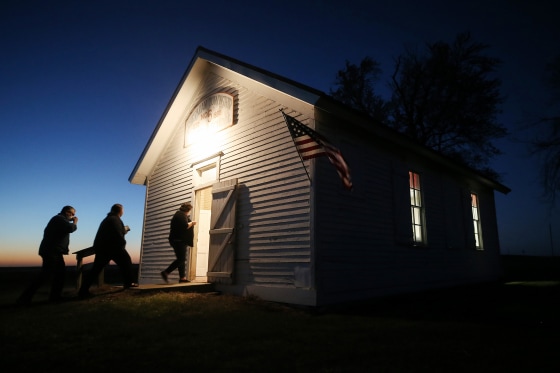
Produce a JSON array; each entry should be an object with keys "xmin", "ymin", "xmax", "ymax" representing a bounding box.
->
[
  {"xmin": 190, "ymin": 185, "xmax": 213, "ymax": 282},
  {"xmin": 189, "ymin": 152, "xmax": 223, "ymax": 281}
]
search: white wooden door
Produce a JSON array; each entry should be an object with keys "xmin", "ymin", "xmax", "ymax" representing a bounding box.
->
[{"xmin": 208, "ymin": 178, "xmax": 238, "ymax": 284}]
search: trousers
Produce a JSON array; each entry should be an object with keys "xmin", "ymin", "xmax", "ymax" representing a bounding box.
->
[
  {"xmin": 79, "ymin": 246, "xmax": 134, "ymax": 293},
  {"xmin": 164, "ymin": 240, "xmax": 188, "ymax": 278},
  {"xmin": 19, "ymin": 252, "xmax": 66, "ymax": 302}
]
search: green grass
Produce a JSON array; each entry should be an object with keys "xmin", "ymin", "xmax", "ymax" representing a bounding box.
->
[{"xmin": 1, "ymin": 257, "xmax": 560, "ymax": 372}]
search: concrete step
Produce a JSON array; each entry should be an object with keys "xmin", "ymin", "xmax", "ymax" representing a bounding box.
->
[{"xmin": 130, "ymin": 282, "xmax": 215, "ymax": 294}]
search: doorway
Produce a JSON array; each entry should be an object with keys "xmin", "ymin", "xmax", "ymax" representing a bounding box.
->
[{"xmin": 192, "ymin": 186, "xmax": 212, "ymax": 281}]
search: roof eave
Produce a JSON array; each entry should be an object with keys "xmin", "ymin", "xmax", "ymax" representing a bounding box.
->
[
  {"xmin": 129, "ymin": 46, "xmax": 324, "ymax": 185},
  {"xmin": 130, "ymin": 46, "xmax": 511, "ymax": 195},
  {"xmin": 128, "ymin": 49, "xmax": 209, "ymax": 185}
]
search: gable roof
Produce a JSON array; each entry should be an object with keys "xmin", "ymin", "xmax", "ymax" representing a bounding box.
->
[
  {"xmin": 129, "ymin": 46, "xmax": 510, "ymax": 194},
  {"xmin": 128, "ymin": 46, "xmax": 325, "ymax": 185}
]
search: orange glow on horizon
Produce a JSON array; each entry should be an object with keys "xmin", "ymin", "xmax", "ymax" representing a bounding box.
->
[
  {"xmin": 0, "ymin": 250, "xmax": 140, "ymax": 267},
  {"xmin": 0, "ymin": 252, "xmax": 42, "ymax": 267}
]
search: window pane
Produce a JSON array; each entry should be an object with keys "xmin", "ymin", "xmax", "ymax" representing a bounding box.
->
[
  {"xmin": 473, "ymin": 222, "xmax": 480, "ymax": 247},
  {"xmin": 413, "ymin": 207, "xmax": 421, "ymax": 223},
  {"xmin": 414, "ymin": 190, "xmax": 421, "ymax": 206},
  {"xmin": 413, "ymin": 225, "xmax": 423, "ymax": 242},
  {"xmin": 472, "ymin": 208, "xmax": 479, "ymax": 220}
]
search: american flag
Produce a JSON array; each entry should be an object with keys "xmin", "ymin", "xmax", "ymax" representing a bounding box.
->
[{"xmin": 282, "ymin": 111, "xmax": 353, "ymax": 190}]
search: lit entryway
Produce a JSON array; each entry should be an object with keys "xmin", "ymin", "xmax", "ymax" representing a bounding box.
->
[{"xmin": 193, "ymin": 186, "xmax": 212, "ymax": 281}]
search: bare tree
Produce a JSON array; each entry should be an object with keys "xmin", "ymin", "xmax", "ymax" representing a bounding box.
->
[
  {"xmin": 530, "ymin": 55, "xmax": 560, "ymax": 205},
  {"xmin": 330, "ymin": 57, "xmax": 389, "ymax": 123},
  {"xmin": 330, "ymin": 33, "xmax": 507, "ymax": 179},
  {"xmin": 389, "ymin": 32, "xmax": 507, "ymax": 178}
]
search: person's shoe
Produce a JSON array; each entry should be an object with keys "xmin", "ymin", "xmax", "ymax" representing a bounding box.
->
[
  {"xmin": 160, "ymin": 271, "xmax": 169, "ymax": 283},
  {"xmin": 179, "ymin": 278, "xmax": 190, "ymax": 283}
]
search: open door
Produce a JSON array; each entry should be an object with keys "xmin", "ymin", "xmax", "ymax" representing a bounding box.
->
[
  {"xmin": 207, "ymin": 178, "xmax": 238, "ymax": 284},
  {"xmin": 192, "ymin": 186, "xmax": 213, "ymax": 281}
]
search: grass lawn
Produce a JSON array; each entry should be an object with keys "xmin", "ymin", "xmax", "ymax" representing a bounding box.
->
[{"xmin": 1, "ymin": 256, "xmax": 559, "ymax": 372}]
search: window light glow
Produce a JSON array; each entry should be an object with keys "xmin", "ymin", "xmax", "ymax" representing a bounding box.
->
[
  {"xmin": 471, "ymin": 193, "xmax": 482, "ymax": 249},
  {"xmin": 409, "ymin": 171, "xmax": 425, "ymax": 244}
]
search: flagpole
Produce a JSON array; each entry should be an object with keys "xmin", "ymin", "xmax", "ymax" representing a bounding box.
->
[{"xmin": 280, "ymin": 109, "xmax": 312, "ymax": 184}]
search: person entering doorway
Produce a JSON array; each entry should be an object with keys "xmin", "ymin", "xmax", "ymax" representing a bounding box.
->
[{"xmin": 161, "ymin": 202, "xmax": 196, "ymax": 283}]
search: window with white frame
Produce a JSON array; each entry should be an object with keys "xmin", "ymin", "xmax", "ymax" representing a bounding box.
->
[
  {"xmin": 471, "ymin": 193, "xmax": 482, "ymax": 249},
  {"xmin": 409, "ymin": 171, "xmax": 425, "ymax": 244},
  {"xmin": 191, "ymin": 152, "xmax": 223, "ymax": 187}
]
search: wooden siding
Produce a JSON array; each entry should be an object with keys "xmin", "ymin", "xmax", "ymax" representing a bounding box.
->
[
  {"xmin": 312, "ymin": 113, "xmax": 503, "ymax": 306},
  {"xmin": 139, "ymin": 71, "xmax": 314, "ymax": 288},
  {"xmin": 134, "ymin": 52, "xmax": 505, "ymax": 306}
]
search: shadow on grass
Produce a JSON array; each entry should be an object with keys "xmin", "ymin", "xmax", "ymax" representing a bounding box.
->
[
  {"xmin": 2, "ymin": 256, "xmax": 560, "ymax": 372},
  {"xmin": 327, "ymin": 281, "xmax": 560, "ymax": 327},
  {"xmin": 3, "ymin": 256, "xmax": 560, "ymax": 327},
  {"xmin": 324, "ymin": 255, "xmax": 560, "ymax": 328}
]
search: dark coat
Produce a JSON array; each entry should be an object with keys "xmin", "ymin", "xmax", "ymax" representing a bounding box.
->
[
  {"xmin": 38, "ymin": 213, "xmax": 78, "ymax": 255},
  {"xmin": 93, "ymin": 213, "xmax": 126, "ymax": 253},
  {"xmin": 168, "ymin": 210, "xmax": 194, "ymax": 246}
]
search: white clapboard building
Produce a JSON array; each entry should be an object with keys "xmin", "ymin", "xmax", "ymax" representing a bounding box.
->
[{"xmin": 129, "ymin": 46, "xmax": 510, "ymax": 307}]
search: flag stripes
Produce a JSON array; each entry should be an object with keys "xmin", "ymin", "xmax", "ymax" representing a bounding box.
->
[
  {"xmin": 294, "ymin": 136, "xmax": 324, "ymax": 160},
  {"xmin": 282, "ymin": 111, "xmax": 353, "ymax": 190}
]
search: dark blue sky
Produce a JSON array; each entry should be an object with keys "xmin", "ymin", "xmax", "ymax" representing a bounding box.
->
[{"xmin": 1, "ymin": 0, "xmax": 559, "ymax": 265}]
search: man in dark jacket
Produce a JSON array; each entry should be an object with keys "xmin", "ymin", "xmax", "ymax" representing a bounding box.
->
[
  {"xmin": 79, "ymin": 204, "xmax": 137, "ymax": 297},
  {"xmin": 17, "ymin": 205, "xmax": 78, "ymax": 305},
  {"xmin": 160, "ymin": 202, "xmax": 196, "ymax": 283}
]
